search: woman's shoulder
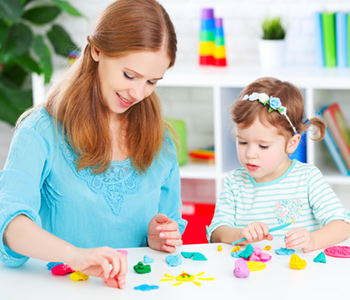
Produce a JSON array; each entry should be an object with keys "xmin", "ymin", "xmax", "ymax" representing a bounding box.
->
[{"xmin": 16, "ymin": 106, "xmax": 54, "ymax": 135}]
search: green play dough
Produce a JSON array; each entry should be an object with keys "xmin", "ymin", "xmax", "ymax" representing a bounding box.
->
[
  {"xmin": 192, "ymin": 252, "xmax": 208, "ymax": 261},
  {"xmin": 180, "ymin": 252, "xmax": 194, "ymax": 259},
  {"xmin": 133, "ymin": 261, "xmax": 151, "ymax": 274}
]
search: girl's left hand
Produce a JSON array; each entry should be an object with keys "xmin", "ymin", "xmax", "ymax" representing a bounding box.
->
[
  {"xmin": 147, "ymin": 213, "xmax": 183, "ymax": 253},
  {"xmin": 285, "ymin": 227, "xmax": 315, "ymax": 252}
]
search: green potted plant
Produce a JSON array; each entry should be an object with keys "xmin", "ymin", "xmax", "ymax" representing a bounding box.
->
[
  {"xmin": 0, "ymin": 0, "xmax": 82, "ymax": 126},
  {"xmin": 258, "ymin": 16, "xmax": 287, "ymax": 69}
]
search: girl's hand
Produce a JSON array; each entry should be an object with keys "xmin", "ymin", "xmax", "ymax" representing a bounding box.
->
[
  {"xmin": 239, "ymin": 222, "xmax": 273, "ymax": 244},
  {"xmin": 65, "ymin": 246, "xmax": 127, "ymax": 289},
  {"xmin": 147, "ymin": 213, "xmax": 183, "ymax": 253},
  {"xmin": 285, "ymin": 227, "xmax": 315, "ymax": 252}
]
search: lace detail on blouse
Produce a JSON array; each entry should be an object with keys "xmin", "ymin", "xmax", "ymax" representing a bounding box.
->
[{"xmin": 58, "ymin": 135, "xmax": 142, "ymax": 216}]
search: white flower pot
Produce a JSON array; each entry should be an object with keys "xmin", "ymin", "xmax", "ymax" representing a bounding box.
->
[{"xmin": 258, "ymin": 39, "xmax": 286, "ymax": 69}]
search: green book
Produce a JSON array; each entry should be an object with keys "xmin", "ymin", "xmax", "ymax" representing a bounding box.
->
[{"xmin": 321, "ymin": 12, "xmax": 337, "ymax": 67}]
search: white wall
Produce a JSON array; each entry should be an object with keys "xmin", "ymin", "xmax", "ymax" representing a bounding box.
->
[{"xmin": 56, "ymin": 0, "xmax": 350, "ymax": 67}]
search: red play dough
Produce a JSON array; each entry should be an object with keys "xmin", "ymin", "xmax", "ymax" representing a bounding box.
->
[{"xmin": 324, "ymin": 246, "xmax": 350, "ymax": 258}]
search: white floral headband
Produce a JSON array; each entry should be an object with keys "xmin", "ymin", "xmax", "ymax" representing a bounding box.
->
[{"xmin": 242, "ymin": 92, "xmax": 296, "ymax": 133}]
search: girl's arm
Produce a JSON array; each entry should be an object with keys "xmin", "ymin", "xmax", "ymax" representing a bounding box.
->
[
  {"xmin": 4, "ymin": 215, "xmax": 127, "ymax": 289},
  {"xmin": 211, "ymin": 225, "xmax": 243, "ymax": 244},
  {"xmin": 285, "ymin": 220, "xmax": 350, "ymax": 252},
  {"xmin": 211, "ymin": 222, "xmax": 273, "ymax": 245}
]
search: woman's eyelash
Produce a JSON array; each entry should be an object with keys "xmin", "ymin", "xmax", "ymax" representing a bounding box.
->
[
  {"xmin": 260, "ymin": 145, "xmax": 269, "ymax": 149},
  {"xmin": 123, "ymin": 72, "xmax": 134, "ymax": 79}
]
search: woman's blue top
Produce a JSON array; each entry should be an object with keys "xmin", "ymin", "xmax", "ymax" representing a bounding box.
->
[{"xmin": 0, "ymin": 108, "xmax": 187, "ymax": 267}]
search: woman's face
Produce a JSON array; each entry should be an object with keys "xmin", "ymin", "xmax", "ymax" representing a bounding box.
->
[{"xmin": 91, "ymin": 47, "xmax": 171, "ymax": 120}]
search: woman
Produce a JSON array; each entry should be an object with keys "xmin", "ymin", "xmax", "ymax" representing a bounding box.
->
[{"xmin": 0, "ymin": 0, "xmax": 186, "ymax": 289}]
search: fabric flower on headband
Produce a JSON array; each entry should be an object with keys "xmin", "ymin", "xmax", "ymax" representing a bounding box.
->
[{"xmin": 242, "ymin": 93, "xmax": 296, "ymax": 133}]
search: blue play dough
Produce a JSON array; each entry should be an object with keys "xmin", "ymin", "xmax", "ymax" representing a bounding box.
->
[
  {"xmin": 313, "ymin": 251, "xmax": 326, "ymax": 263},
  {"xmin": 143, "ymin": 255, "xmax": 154, "ymax": 264},
  {"xmin": 275, "ymin": 247, "xmax": 295, "ymax": 255},
  {"xmin": 166, "ymin": 254, "xmax": 182, "ymax": 267},
  {"xmin": 46, "ymin": 262, "xmax": 63, "ymax": 270},
  {"xmin": 231, "ymin": 250, "xmax": 243, "ymax": 258},
  {"xmin": 134, "ymin": 284, "xmax": 159, "ymax": 291}
]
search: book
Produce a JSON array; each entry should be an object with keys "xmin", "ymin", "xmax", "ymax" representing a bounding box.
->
[
  {"xmin": 322, "ymin": 12, "xmax": 337, "ymax": 67},
  {"xmin": 317, "ymin": 106, "xmax": 350, "ymax": 176},
  {"xmin": 335, "ymin": 12, "xmax": 348, "ymax": 67},
  {"xmin": 323, "ymin": 103, "xmax": 350, "ymax": 170},
  {"xmin": 314, "ymin": 12, "xmax": 325, "ymax": 67},
  {"xmin": 348, "ymin": 13, "xmax": 350, "ymax": 66}
]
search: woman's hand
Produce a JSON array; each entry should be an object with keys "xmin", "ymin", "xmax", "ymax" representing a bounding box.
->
[
  {"xmin": 285, "ymin": 227, "xmax": 314, "ymax": 252},
  {"xmin": 239, "ymin": 222, "xmax": 273, "ymax": 244},
  {"xmin": 65, "ymin": 246, "xmax": 128, "ymax": 289},
  {"xmin": 147, "ymin": 213, "xmax": 183, "ymax": 252}
]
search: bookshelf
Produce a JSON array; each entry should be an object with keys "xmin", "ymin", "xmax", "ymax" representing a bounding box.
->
[{"xmin": 156, "ymin": 63, "xmax": 350, "ymax": 206}]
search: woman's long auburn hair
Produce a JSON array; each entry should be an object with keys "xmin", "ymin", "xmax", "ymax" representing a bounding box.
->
[
  {"xmin": 231, "ymin": 77, "xmax": 326, "ymax": 144},
  {"xmin": 45, "ymin": 0, "xmax": 177, "ymax": 174}
]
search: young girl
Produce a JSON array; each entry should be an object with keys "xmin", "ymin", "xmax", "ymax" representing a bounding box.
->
[
  {"xmin": 207, "ymin": 77, "xmax": 350, "ymax": 252},
  {"xmin": 0, "ymin": 0, "xmax": 186, "ymax": 289}
]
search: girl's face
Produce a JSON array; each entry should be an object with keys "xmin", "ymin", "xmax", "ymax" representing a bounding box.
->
[
  {"xmin": 91, "ymin": 48, "xmax": 171, "ymax": 120},
  {"xmin": 235, "ymin": 117, "xmax": 297, "ymax": 183}
]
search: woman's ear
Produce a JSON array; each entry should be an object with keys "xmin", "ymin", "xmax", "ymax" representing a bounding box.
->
[
  {"xmin": 287, "ymin": 134, "xmax": 301, "ymax": 154},
  {"xmin": 91, "ymin": 45, "xmax": 100, "ymax": 62}
]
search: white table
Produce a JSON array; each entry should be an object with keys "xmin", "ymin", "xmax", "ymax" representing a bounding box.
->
[{"xmin": 1, "ymin": 239, "xmax": 349, "ymax": 300}]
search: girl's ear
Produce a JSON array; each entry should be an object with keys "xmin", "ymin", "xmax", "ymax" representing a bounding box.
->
[
  {"xmin": 287, "ymin": 134, "xmax": 301, "ymax": 154},
  {"xmin": 91, "ymin": 45, "xmax": 100, "ymax": 62}
]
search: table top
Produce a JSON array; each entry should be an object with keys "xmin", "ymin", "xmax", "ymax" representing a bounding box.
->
[{"xmin": 1, "ymin": 239, "xmax": 350, "ymax": 300}]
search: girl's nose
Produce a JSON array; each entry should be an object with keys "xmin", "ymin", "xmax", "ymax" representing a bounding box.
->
[{"xmin": 246, "ymin": 146, "xmax": 257, "ymax": 158}]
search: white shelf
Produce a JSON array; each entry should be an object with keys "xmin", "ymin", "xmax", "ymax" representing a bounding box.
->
[{"xmin": 179, "ymin": 163, "xmax": 217, "ymax": 179}]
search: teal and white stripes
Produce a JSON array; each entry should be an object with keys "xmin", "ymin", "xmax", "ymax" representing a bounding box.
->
[{"xmin": 207, "ymin": 160, "xmax": 350, "ymax": 242}]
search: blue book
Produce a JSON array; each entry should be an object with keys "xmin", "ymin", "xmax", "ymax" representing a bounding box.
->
[
  {"xmin": 317, "ymin": 106, "xmax": 350, "ymax": 176},
  {"xmin": 335, "ymin": 12, "xmax": 348, "ymax": 67},
  {"xmin": 314, "ymin": 12, "xmax": 325, "ymax": 67}
]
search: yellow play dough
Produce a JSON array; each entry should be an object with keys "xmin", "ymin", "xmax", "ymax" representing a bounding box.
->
[
  {"xmin": 246, "ymin": 261, "xmax": 266, "ymax": 271},
  {"xmin": 70, "ymin": 271, "xmax": 89, "ymax": 281},
  {"xmin": 289, "ymin": 254, "xmax": 307, "ymax": 270}
]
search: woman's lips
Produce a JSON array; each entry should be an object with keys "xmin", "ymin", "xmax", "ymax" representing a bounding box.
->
[{"xmin": 117, "ymin": 93, "xmax": 133, "ymax": 108}]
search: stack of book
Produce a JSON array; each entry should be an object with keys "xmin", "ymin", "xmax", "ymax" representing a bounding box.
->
[
  {"xmin": 314, "ymin": 12, "xmax": 349, "ymax": 67},
  {"xmin": 317, "ymin": 103, "xmax": 350, "ymax": 176}
]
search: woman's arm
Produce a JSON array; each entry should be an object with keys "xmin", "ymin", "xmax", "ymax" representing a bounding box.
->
[{"xmin": 4, "ymin": 215, "xmax": 127, "ymax": 289}]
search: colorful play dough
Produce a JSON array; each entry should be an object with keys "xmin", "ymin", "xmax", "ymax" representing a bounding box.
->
[
  {"xmin": 46, "ymin": 262, "xmax": 63, "ymax": 271},
  {"xmin": 218, "ymin": 245, "xmax": 222, "ymax": 251},
  {"xmin": 289, "ymin": 254, "xmax": 307, "ymax": 270},
  {"xmin": 166, "ymin": 254, "xmax": 182, "ymax": 267},
  {"xmin": 133, "ymin": 262, "xmax": 151, "ymax": 274},
  {"xmin": 134, "ymin": 284, "xmax": 159, "ymax": 291},
  {"xmin": 232, "ymin": 246, "xmax": 240, "ymax": 252},
  {"xmin": 51, "ymin": 264, "xmax": 74, "ymax": 275},
  {"xmin": 193, "ymin": 252, "xmax": 208, "ymax": 261},
  {"xmin": 313, "ymin": 251, "xmax": 326, "ymax": 263},
  {"xmin": 180, "ymin": 251, "xmax": 208, "ymax": 261},
  {"xmin": 239, "ymin": 244, "xmax": 254, "ymax": 259},
  {"xmin": 324, "ymin": 246, "xmax": 350, "ymax": 258},
  {"xmin": 70, "ymin": 271, "xmax": 89, "ymax": 281},
  {"xmin": 263, "ymin": 245, "xmax": 271, "ymax": 250},
  {"xmin": 246, "ymin": 261, "xmax": 266, "ymax": 271},
  {"xmin": 144, "ymin": 255, "xmax": 154, "ymax": 264},
  {"xmin": 116, "ymin": 249, "xmax": 128, "ymax": 256},
  {"xmin": 275, "ymin": 247, "xmax": 295, "ymax": 255},
  {"xmin": 231, "ymin": 250, "xmax": 243, "ymax": 258},
  {"xmin": 233, "ymin": 258, "xmax": 250, "ymax": 278},
  {"xmin": 243, "ymin": 247, "xmax": 272, "ymax": 262}
]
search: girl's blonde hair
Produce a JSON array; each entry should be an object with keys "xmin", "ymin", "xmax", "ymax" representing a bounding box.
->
[
  {"xmin": 231, "ymin": 77, "xmax": 326, "ymax": 143},
  {"xmin": 44, "ymin": 0, "xmax": 177, "ymax": 174}
]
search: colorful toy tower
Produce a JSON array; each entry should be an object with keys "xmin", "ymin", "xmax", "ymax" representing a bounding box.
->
[
  {"xmin": 199, "ymin": 8, "xmax": 215, "ymax": 65},
  {"xmin": 213, "ymin": 18, "xmax": 227, "ymax": 66}
]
